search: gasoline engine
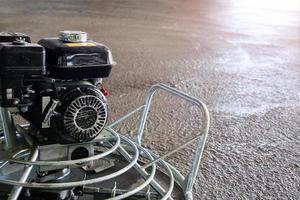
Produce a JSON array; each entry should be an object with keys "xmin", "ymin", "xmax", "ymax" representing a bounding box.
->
[{"xmin": 0, "ymin": 31, "xmax": 114, "ymax": 144}]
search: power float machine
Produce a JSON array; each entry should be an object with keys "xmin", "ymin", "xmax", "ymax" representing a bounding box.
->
[{"xmin": 0, "ymin": 31, "xmax": 209, "ymax": 200}]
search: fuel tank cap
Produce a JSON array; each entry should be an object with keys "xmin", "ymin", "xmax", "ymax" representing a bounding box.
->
[{"xmin": 58, "ymin": 31, "xmax": 87, "ymax": 43}]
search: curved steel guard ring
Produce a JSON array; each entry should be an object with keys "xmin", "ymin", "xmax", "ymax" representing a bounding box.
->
[
  {"xmin": 0, "ymin": 130, "xmax": 138, "ymax": 188},
  {"xmin": 8, "ymin": 127, "xmax": 120, "ymax": 166}
]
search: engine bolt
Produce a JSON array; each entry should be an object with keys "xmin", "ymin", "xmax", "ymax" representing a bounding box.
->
[{"xmin": 13, "ymin": 99, "xmax": 20, "ymax": 105}]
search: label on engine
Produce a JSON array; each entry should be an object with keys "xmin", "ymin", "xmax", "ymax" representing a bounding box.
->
[
  {"xmin": 42, "ymin": 96, "xmax": 51, "ymax": 128},
  {"xmin": 65, "ymin": 42, "xmax": 96, "ymax": 47}
]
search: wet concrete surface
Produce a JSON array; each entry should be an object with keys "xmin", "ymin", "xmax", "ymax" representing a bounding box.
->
[{"xmin": 0, "ymin": 0, "xmax": 300, "ymax": 199}]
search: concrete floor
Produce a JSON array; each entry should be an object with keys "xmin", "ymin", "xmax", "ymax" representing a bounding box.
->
[{"xmin": 0, "ymin": 0, "xmax": 300, "ymax": 199}]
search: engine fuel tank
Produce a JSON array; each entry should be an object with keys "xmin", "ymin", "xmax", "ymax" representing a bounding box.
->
[{"xmin": 38, "ymin": 35, "xmax": 115, "ymax": 80}]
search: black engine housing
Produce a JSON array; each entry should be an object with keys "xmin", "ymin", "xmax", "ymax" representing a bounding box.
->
[{"xmin": 0, "ymin": 31, "xmax": 113, "ymax": 144}]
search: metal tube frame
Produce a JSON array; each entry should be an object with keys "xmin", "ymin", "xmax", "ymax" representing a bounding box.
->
[
  {"xmin": 0, "ymin": 107, "xmax": 18, "ymax": 151},
  {"xmin": 0, "ymin": 83, "xmax": 210, "ymax": 200}
]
